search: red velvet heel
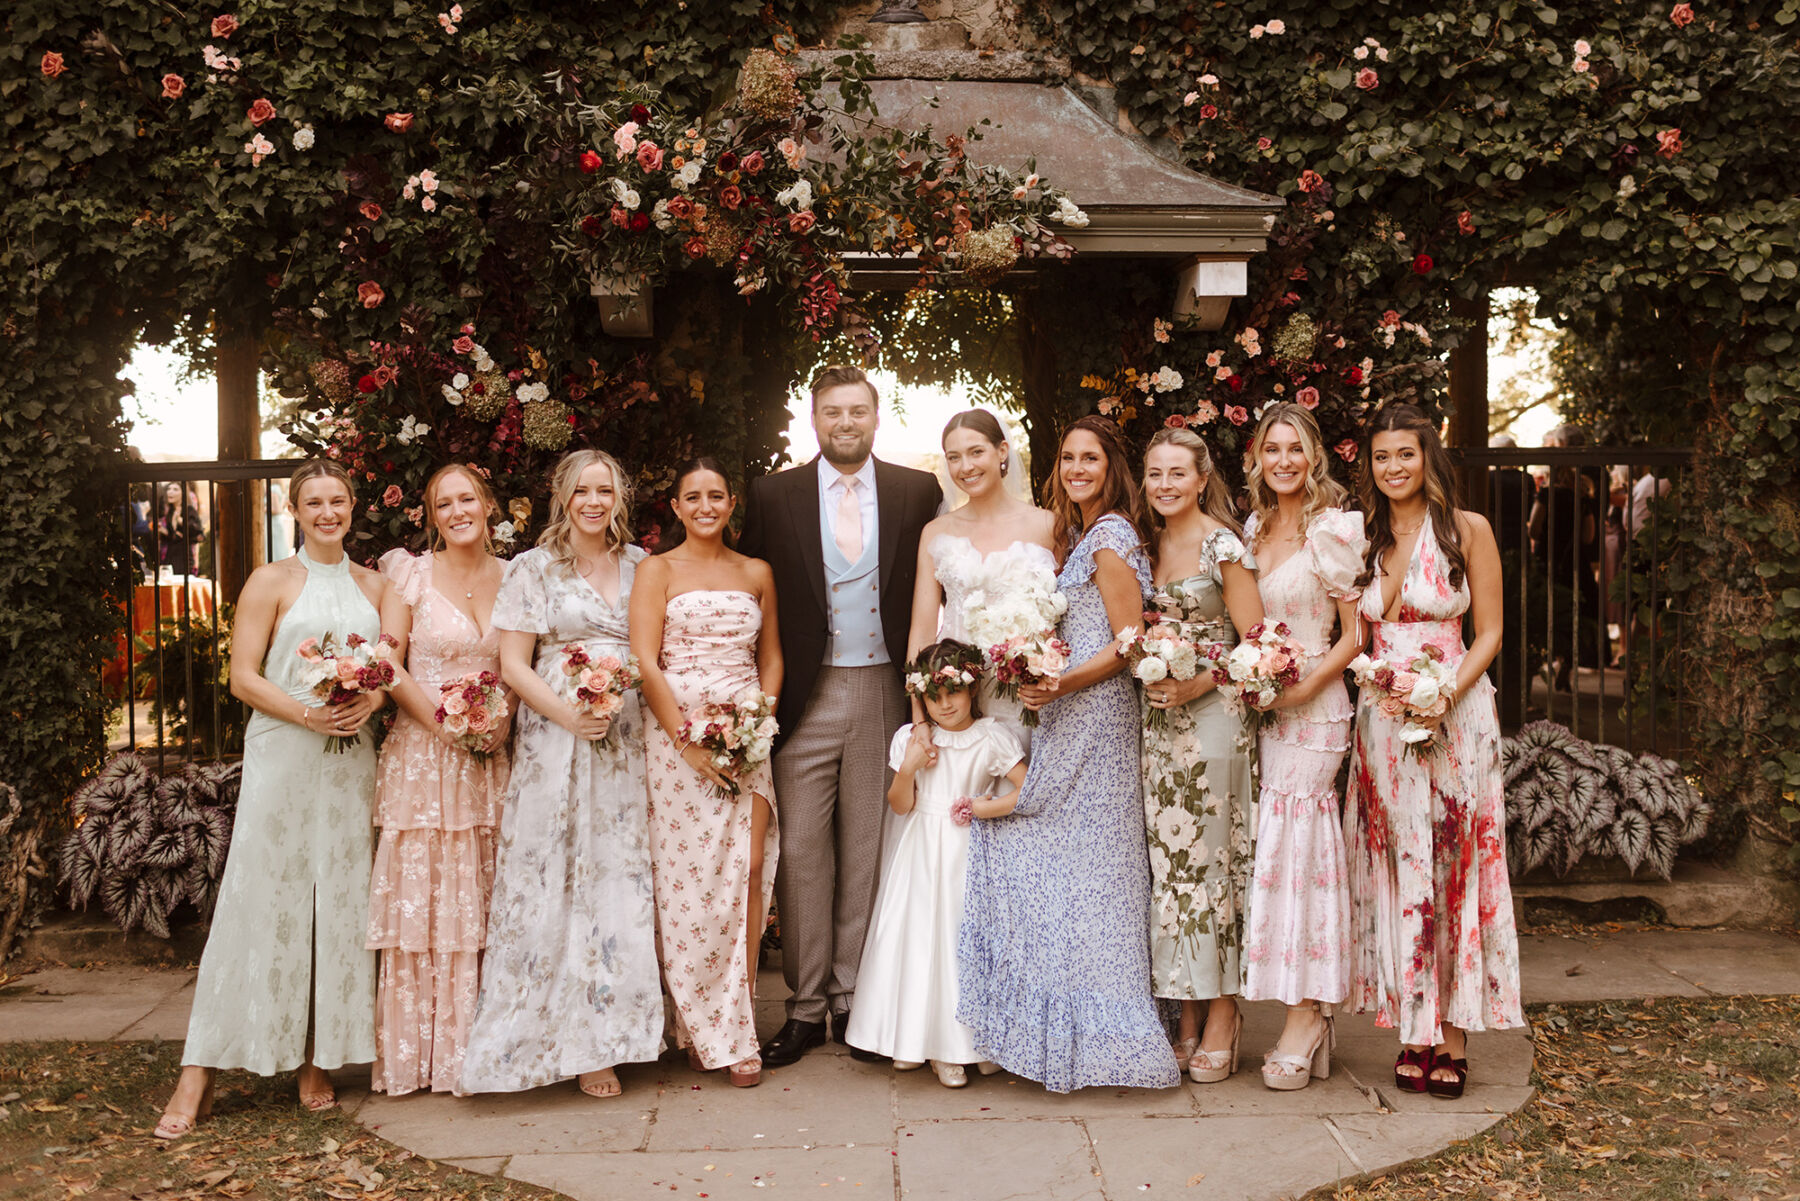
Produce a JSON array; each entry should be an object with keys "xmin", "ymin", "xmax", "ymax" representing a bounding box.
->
[
  {"xmin": 1393, "ymin": 1047, "xmax": 1431, "ymax": 1093},
  {"xmin": 1425, "ymin": 1052, "xmax": 1468, "ymax": 1099}
]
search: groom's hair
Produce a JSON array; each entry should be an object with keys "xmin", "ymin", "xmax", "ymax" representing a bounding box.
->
[{"xmin": 810, "ymin": 364, "xmax": 879, "ymax": 410}]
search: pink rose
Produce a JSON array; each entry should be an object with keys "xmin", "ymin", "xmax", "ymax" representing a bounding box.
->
[
  {"xmin": 385, "ymin": 112, "xmax": 414, "ymax": 134},
  {"xmin": 1224, "ymin": 404, "xmax": 1248, "ymax": 426},
  {"xmin": 667, "ymin": 195, "xmax": 694, "ymax": 220},
  {"xmin": 443, "ymin": 711, "xmax": 469, "ymax": 736},
  {"xmin": 211, "ymin": 13, "xmax": 239, "ymax": 38},
  {"xmin": 1457, "ymin": 209, "xmax": 1476, "ymax": 235},
  {"xmin": 1656, "ymin": 128, "xmax": 1682, "ymax": 157},
  {"xmin": 1335, "ymin": 438, "xmax": 1358, "ymax": 462},
  {"xmin": 466, "ymin": 707, "xmax": 492, "ymax": 734},
  {"xmin": 1670, "ymin": 2, "xmax": 1695, "ymax": 25},
  {"xmin": 684, "ymin": 236, "xmax": 707, "ymax": 259},
  {"xmin": 452, "ymin": 335, "xmax": 474, "ymax": 355},
  {"xmin": 612, "ymin": 120, "xmax": 639, "ymax": 159},
  {"xmin": 247, "ymin": 97, "xmax": 276, "ymax": 126},
  {"xmin": 381, "ymin": 484, "xmax": 403, "ymax": 507},
  {"xmin": 161, "ymin": 73, "xmax": 185, "ymax": 99},
  {"xmin": 636, "ymin": 140, "xmax": 663, "ymax": 171},
  {"xmin": 1297, "ymin": 169, "xmax": 1323, "ymax": 193},
  {"xmin": 359, "ymin": 201, "xmax": 383, "ymax": 221},
  {"xmin": 296, "ymin": 637, "xmax": 323, "ymax": 661},
  {"xmin": 1257, "ymin": 136, "xmax": 1273, "ymax": 150},
  {"xmin": 1355, "ymin": 68, "xmax": 1379, "ymax": 91},
  {"xmin": 742, "ymin": 150, "xmax": 766, "ymax": 174},
  {"xmin": 788, "ymin": 210, "xmax": 816, "ymax": 234},
  {"xmin": 1199, "ymin": 104, "xmax": 1218, "ymax": 120},
  {"xmin": 41, "ymin": 52, "xmax": 67, "ymax": 79},
  {"xmin": 357, "ymin": 280, "xmax": 385, "ymax": 308},
  {"xmin": 1391, "ymin": 669, "xmax": 1420, "ymax": 696},
  {"xmin": 1379, "ymin": 695, "xmax": 1407, "ymax": 718},
  {"xmin": 719, "ymin": 184, "xmax": 743, "ymax": 210},
  {"xmin": 950, "ymin": 797, "xmax": 975, "ymax": 827},
  {"xmin": 596, "ymin": 654, "xmax": 623, "ymax": 672},
  {"xmin": 336, "ymin": 658, "xmax": 362, "ymax": 684},
  {"xmin": 443, "ymin": 689, "xmax": 469, "ymax": 715},
  {"xmin": 1295, "ymin": 386, "xmax": 1320, "ymax": 409}
]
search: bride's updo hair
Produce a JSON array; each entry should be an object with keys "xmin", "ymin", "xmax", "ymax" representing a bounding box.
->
[{"xmin": 942, "ymin": 409, "xmax": 1012, "ymax": 476}]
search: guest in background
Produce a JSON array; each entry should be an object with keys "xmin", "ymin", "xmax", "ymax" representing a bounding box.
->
[
  {"xmin": 1484, "ymin": 434, "xmax": 1534, "ymax": 558},
  {"xmin": 368, "ymin": 465, "xmax": 511, "ymax": 1095},
  {"xmin": 154, "ymin": 480, "xmax": 205, "ymax": 576}
]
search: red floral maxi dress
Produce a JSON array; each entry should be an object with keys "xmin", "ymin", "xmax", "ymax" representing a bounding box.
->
[{"xmin": 1344, "ymin": 515, "xmax": 1524, "ymax": 1046}]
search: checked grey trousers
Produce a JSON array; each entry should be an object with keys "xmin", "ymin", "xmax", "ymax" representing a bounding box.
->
[{"xmin": 771, "ymin": 665, "xmax": 907, "ymax": 1025}]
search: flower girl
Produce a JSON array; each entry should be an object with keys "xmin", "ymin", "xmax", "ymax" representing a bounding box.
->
[{"xmin": 845, "ymin": 641, "xmax": 1026, "ymax": 1087}]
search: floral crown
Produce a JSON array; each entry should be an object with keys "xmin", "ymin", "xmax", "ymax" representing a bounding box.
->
[{"xmin": 903, "ymin": 644, "xmax": 986, "ymax": 702}]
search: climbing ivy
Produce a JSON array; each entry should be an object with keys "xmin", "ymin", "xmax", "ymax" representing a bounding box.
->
[{"xmin": 1008, "ymin": 0, "xmax": 1800, "ymax": 861}]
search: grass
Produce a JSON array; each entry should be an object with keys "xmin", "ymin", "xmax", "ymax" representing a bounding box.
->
[
  {"xmin": 0, "ymin": 1041, "xmax": 557, "ymax": 1201},
  {"xmin": 1313, "ymin": 995, "xmax": 1800, "ymax": 1201}
]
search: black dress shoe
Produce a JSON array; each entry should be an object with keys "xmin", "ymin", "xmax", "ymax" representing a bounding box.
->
[
  {"xmin": 836, "ymin": 1010, "xmax": 886, "ymax": 1062},
  {"xmin": 762, "ymin": 1019, "xmax": 826, "ymax": 1068}
]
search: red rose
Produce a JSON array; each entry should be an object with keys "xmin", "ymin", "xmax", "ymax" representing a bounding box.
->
[
  {"xmin": 1226, "ymin": 373, "xmax": 1244, "ymax": 392},
  {"xmin": 359, "ymin": 201, "xmax": 383, "ymax": 221},
  {"xmin": 385, "ymin": 112, "xmax": 414, "ymax": 134},
  {"xmin": 1346, "ymin": 366, "xmax": 1364, "ymax": 385},
  {"xmin": 719, "ymin": 184, "xmax": 743, "ymax": 210},
  {"xmin": 1295, "ymin": 386, "xmax": 1321, "ymax": 409},
  {"xmin": 1163, "ymin": 414, "xmax": 1188, "ymax": 429},
  {"xmin": 210, "ymin": 13, "xmax": 239, "ymax": 38},
  {"xmin": 628, "ymin": 211, "xmax": 651, "ymax": 233},
  {"xmin": 469, "ymin": 380, "xmax": 486, "ymax": 396},
  {"xmin": 1670, "ymin": 2, "xmax": 1695, "ymax": 26},
  {"xmin": 1412, "ymin": 253, "xmax": 1434, "ymax": 274},
  {"xmin": 742, "ymin": 150, "xmax": 766, "ymax": 175},
  {"xmin": 717, "ymin": 150, "xmax": 739, "ymax": 172},
  {"xmin": 452, "ymin": 335, "xmax": 475, "ymax": 355},
  {"xmin": 684, "ymin": 236, "xmax": 707, "ymax": 259},
  {"xmin": 581, "ymin": 214, "xmax": 602, "ymax": 237},
  {"xmin": 1297, "ymin": 169, "xmax": 1324, "ymax": 193},
  {"xmin": 630, "ymin": 103, "xmax": 651, "ymax": 124},
  {"xmin": 1335, "ymin": 439, "xmax": 1359, "ymax": 462},
  {"xmin": 161, "ymin": 73, "xmax": 185, "ymax": 99},
  {"xmin": 247, "ymin": 97, "xmax": 276, "ymax": 126},
  {"xmin": 265, "ymin": 271, "xmax": 282, "ymax": 288},
  {"xmin": 357, "ymin": 374, "xmax": 379, "ymax": 394},
  {"xmin": 788, "ymin": 210, "xmax": 816, "ymax": 234},
  {"xmin": 579, "ymin": 149, "xmax": 603, "ymax": 174},
  {"xmin": 357, "ymin": 280, "xmax": 385, "ymax": 308},
  {"xmin": 1199, "ymin": 104, "xmax": 1218, "ymax": 120},
  {"xmin": 1457, "ymin": 209, "xmax": 1476, "ymax": 235}
]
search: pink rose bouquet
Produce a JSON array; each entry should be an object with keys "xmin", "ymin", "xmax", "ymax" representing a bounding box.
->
[
  {"xmin": 678, "ymin": 686, "xmax": 778, "ymax": 796},
  {"xmin": 1116, "ymin": 615, "xmax": 1214, "ymax": 731},
  {"xmin": 1212, "ymin": 620, "xmax": 1303, "ymax": 713},
  {"xmin": 988, "ymin": 631, "xmax": 1072, "ymax": 728},
  {"xmin": 1348, "ymin": 645, "xmax": 1456, "ymax": 756},
  {"xmin": 949, "ymin": 796, "xmax": 976, "ymax": 827},
  {"xmin": 558, "ymin": 644, "xmax": 642, "ymax": 758},
  {"xmin": 296, "ymin": 631, "xmax": 400, "ymax": 753},
  {"xmin": 436, "ymin": 669, "xmax": 509, "ymax": 762}
]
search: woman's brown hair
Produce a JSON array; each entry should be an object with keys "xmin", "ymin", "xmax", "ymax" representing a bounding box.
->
[
  {"xmin": 1356, "ymin": 403, "xmax": 1467, "ymax": 590},
  {"xmin": 1040, "ymin": 414, "xmax": 1150, "ymax": 562},
  {"xmin": 287, "ymin": 458, "xmax": 356, "ymax": 506}
]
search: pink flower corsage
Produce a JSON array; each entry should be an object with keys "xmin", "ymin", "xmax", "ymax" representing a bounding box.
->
[{"xmin": 950, "ymin": 796, "xmax": 975, "ymax": 827}]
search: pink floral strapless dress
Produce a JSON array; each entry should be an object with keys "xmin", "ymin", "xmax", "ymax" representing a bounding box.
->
[
  {"xmin": 645, "ymin": 590, "xmax": 780, "ymax": 1070},
  {"xmin": 367, "ymin": 550, "xmax": 507, "ymax": 1095},
  {"xmin": 1345, "ymin": 516, "xmax": 1523, "ymax": 1045}
]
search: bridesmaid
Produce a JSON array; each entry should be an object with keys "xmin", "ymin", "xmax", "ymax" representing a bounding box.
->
[
  {"xmin": 368, "ymin": 465, "xmax": 510, "ymax": 1095},
  {"xmin": 1138, "ymin": 427, "xmax": 1264, "ymax": 1083},
  {"xmin": 957, "ymin": 416, "xmax": 1180, "ymax": 1093},
  {"xmin": 158, "ymin": 460, "xmax": 387, "ymax": 1137},
  {"xmin": 1238, "ymin": 402, "xmax": 1368, "ymax": 1092},
  {"xmin": 906, "ymin": 409, "xmax": 1058, "ymax": 745},
  {"xmin": 1345, "ymin": 404, "xmax": 1523, "ymax": 1098},
  {"xmin": 459, "ymin": 449, "xmax": 663, "ymax": 1099},
  {"xmin": 632, "ymin": 458, "xmax": 782, "ymax": 1088}
]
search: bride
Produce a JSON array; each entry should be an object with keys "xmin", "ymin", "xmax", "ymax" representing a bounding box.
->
[{"xmin": 906, "ymin": 410, "xmax": 1059, "ymax": 747}]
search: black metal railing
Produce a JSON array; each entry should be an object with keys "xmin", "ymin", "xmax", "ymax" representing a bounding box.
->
[
  {"xmin": 111, "ymin": 459, "xmax": 297, "ymax": 769},
  {"xmin": 1456, "ymin": 445, "xmax": 1691, "ymax": 756}
]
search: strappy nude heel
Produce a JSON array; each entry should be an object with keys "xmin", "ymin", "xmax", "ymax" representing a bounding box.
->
[
  {"xmin": 1261, "ymin": 1003, "xmax": 1333, "ymax": 1091},
  {"xmin": 153, "ymin": 1078, "xmax": 214, "ymax": 1140},
  {"xmin": 1188, "ymin": 1007, "xmax": 1242, "ymax": 1084}
]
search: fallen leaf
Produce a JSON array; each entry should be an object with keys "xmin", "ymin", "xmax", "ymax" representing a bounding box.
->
[{"xmin": 1187, "ymin": 1171, "xmax": 1206, "ymax": 1186}]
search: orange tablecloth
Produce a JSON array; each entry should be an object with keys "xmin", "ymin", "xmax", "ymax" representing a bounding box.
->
[{"xmin": 103, "ymin": 579, "xmax": 218, "ymax": 698}]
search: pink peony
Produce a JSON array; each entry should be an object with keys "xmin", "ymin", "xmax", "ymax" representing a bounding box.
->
[
  {"xmin": 357, "ymin": 280, "xmax": 385, "ymax": 308},
  {"xmin": 247, "ymin": 97, "xmax": 276, "ymax": 126},
  {"xmin": 210, "ymin": 13, "xmax": 239, "ymax": 38},
  {"xmin": 1656, "ymin": 128, "xmax": 1682, "ymax": 157},
  {"xmin": 1670, "ymin": 2, "xmax": 1695, "ymax": 26},
  {"xmin": 161, "ymin": 73, "xmax": 185, "ymax": 99},
  {"xmin": 636, "ymin": 141, "xmax": 663, "ymax": 171},
  {"xmin": 1295, "ymin": 386, "xmax": 1320, "ymax": 409},
  {"xmin": 1355, "ymin": 68, "xmax": 1379, "ymax": 91},
  {"xmin": 385, "ymin": 112, "xmax": 414, "ymax": 133},
  {"xmin": 382, "ymin": 484, "xmax": 403, "ymax": 507}
]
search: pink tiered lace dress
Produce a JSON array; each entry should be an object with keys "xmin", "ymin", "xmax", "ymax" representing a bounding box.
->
[
  {"xmin": 1241, "ymin": 509, "xmax": 1367, "ymax": 1007},
  {"xmin": 1345, "ymin": 516, "xmax": 1524, "ymax": 1045},
  {"xmin": 367, "ymin": 550, "xmax": 507, "ymax": 1095}
]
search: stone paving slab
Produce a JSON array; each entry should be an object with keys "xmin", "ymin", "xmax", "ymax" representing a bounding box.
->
[
  {"xmin": 1517, "ymin": 928, "xmax": 1800, "ymax": 1004},
  {"xmin": 505, "ymin": 1145, "xmax": 897, "ymax": 1200},
  {"xmin": 1324, "ymin": 1111, "xmax": 1503, "ymax": 1176},
  {"xmin": 1085, "ymin": 1115, "xmax": 1351, "ymax": 1200},
  {"xmin": 901, "ymin": 1119, "xmax": 1103, "ymax": 1200},
  {"xmin": 0, "ymin": 966, "xmax": 194, "ymax": 1041}
]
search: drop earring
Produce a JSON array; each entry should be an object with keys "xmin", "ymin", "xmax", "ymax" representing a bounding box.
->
[{"xmin": 999, "ymin": 455, "xmax": 1010, "ymax": 477}]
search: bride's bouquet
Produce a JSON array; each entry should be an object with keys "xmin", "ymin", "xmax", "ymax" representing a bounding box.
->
[
  {"xmin": 1212, "ymin": 621, "xmax": 1303, "ymax": 714},
  {"xmin": 966, "ymin": 579, "xmax": 1070, "ymax": 728},
  {"xmin": 1116, "ymin": 617, "xmax": 1215, "ymax": 731},
  {"xmin": 679, "ymin": 686, "xmax": 779, "ymax": 795},
  {"xmin": 296, "ymin": 631, "xmax": 400, "ymax": 753},
  {"xmin": 558, "ymin": 644, "xmax": 642, "ymax": 758},
  {"xmin": 436, "ymin": 669, "xmax": 508, "ymax": 762},
  {"xmin": 1349, "ymin": 646, "xmax": 1456, "ymax": 756}
]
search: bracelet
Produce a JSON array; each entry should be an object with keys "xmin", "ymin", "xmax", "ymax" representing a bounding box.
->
[{"xmin": 300, "ymin": 707, "xmax": 312, "ymax": 731}]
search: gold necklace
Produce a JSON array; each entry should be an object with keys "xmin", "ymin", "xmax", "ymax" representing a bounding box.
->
[{"xmin": 1393, "ymin": 520, "xmax": 1425, "ymax": 536}]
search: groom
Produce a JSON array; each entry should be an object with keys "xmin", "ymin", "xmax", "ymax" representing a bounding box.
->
[{"xmin": 740, "ymin": 365, "xmax": 942, "ymax": 1067}]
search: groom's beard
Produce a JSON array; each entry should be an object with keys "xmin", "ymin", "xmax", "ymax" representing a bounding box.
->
[{"xmin": 819, "ymin": 435, "xmax": 875, "ymax": 470}]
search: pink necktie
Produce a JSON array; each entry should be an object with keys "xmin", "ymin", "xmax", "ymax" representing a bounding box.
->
[{"xmin": 835, "ymin": 476, "xmax": 863, "ymax": 562}]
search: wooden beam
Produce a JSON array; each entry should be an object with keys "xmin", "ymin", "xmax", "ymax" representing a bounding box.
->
[
  {"xmin": 215, "ymin": 331, "xmax": 259, "ymax": 601},
  {"xmin": 1448, "ymin": 290, "xmax": 1490, "ymax": 515}
]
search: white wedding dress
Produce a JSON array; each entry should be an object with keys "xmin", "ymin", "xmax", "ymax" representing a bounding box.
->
[{"xmin": 930, "ymin": 533, "xmax": 1060, "ymax": 751}]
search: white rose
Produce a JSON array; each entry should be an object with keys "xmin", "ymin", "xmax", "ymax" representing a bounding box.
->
[
  {"xmin": 493, "ymin": 521, "xmax": 516, "ymax": 544},
  {"xmin": 451, "ymin": 372, "xmax": 470, "ymax": 389},
  {"xmin": 1136, "ymin": 657, "xmax": 1169, "ymax": 684},
  {"xmin": 677, "ymin": 161, "xmax": 702, "ymax": 188},
  {"xmin": 441, "ymin": 384, "xmax": 465, "ymax": 405},
  {"xmin": 1409, "ymin": 677, "xmax": 1442, "ymax": 710},
  {"xmin": 293, "ymin": 126, "xmax": 315, "ymax": 151}
]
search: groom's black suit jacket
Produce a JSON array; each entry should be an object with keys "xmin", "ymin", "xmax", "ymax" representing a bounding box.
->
[{"xmin": 739, "ymin": 456, "xmax": 942, "ymax": 749}]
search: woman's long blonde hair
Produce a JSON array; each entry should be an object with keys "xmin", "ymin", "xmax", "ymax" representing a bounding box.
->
[
  {"xmin": 1244, "ymin": 402, "xmax": 1346, "ymax": 549},
  {"xmin": 538, "ymin": 448, "xmax": 634, "ymax": 571},
  {"xmin": 1143, "ymin": 427, "xmax": 1240, "ymax": 536}
]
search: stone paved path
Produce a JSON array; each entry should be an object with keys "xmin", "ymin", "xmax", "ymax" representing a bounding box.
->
[{"xmin": 5, "ymin": 928, "xmax": 1797, "ymax": 1200}]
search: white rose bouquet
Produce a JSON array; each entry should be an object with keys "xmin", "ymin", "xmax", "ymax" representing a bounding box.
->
[
  {"xmin": 1348, "ymin": 645, "xmax": 1457, "ymax": 757},
  {"xmin": 1116, "ymin": 614, "xmax": 1214, "ymax": 731},
  {"xmin": 678, "ymin": 686, "xmax": 779, "ymax": 795},
  {"xmin": 966, "ymin": 579, "xmax": 1070, "ymax": 729}
]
